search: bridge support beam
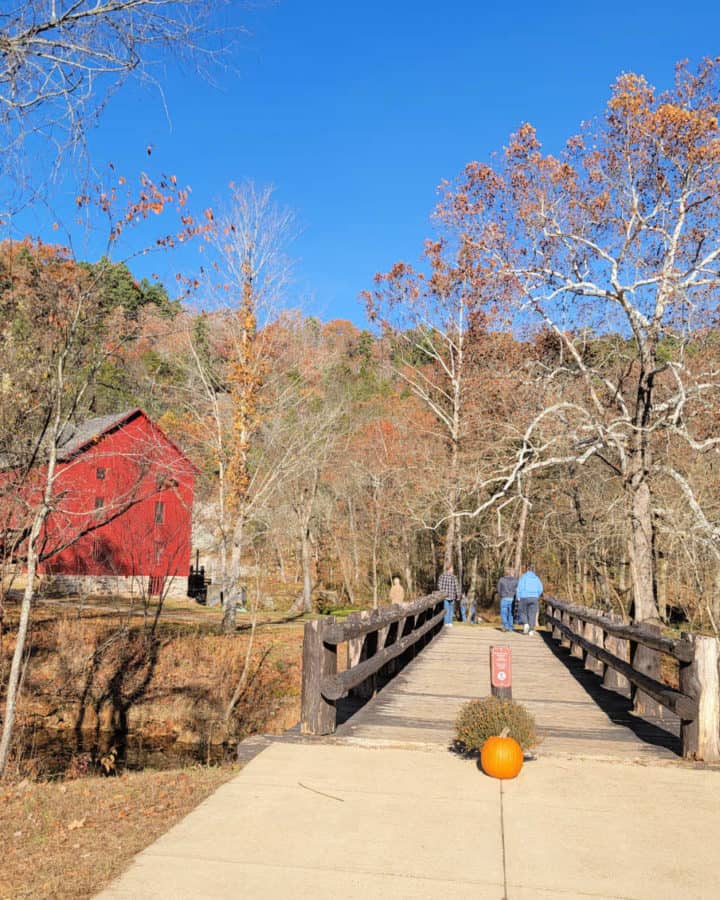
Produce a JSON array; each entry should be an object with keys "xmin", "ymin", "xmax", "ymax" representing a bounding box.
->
[
  {"xmin": 603, "ymin": 614, "xmax": 631, "ymax": 692},
  {"xmin": 301, "ymin": 617, "xmax": 337, "ymax": 735},
  {"xmin": 632, "ymin": 621, "xmax": 664, "ymax": 718},
  {"xmin": 680, "ymin": 633, "xmax": 720, "ymax": 761}
]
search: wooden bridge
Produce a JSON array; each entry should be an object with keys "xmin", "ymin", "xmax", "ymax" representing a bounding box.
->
[
  {"xmin": 301, "ymin": 593, "xmax": 720, "ymax": 762},
  {"xmin": 100, "ymin": 597, "xmax": 720, "ymax": 900}
]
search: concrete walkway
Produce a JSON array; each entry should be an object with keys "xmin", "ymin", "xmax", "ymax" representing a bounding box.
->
[
  {"xmin": 98, "ymin": 627, "xmax": 719, "ymax": 898},
  {"xmin": 99, "ymin": 740, "xmax": 720, "ymax": 899}
]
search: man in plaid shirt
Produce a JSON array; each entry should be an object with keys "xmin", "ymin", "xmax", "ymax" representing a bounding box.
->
[{"xmin": 437, "ymin": 564, "xmax": 461, "ymax": 626}]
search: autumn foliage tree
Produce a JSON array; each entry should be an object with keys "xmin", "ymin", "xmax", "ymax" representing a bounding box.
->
[
  {"xmin": 363, "ymin": 226, "xmax": 495, "ymax": 582},
  {"xmin": 0, "ymin": 171, "xmax": 204, "ymax": 777},
  {"xmin": 413, "ymin": 59, "xmax": 720, "ymax": 630}
]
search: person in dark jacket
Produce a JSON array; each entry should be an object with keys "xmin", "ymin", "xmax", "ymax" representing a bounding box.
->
[{"xmin": 497, "ymin": 569, "xmax": 519, "ymax": 632}]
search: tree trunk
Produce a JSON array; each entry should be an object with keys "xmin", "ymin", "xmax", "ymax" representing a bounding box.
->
[
  {"xmin": 402, "ymin": 528, "xmax": 414, "ymax": 599},
  {"xmin": 466, "ymin": 554, "xmax": 479, "ymax": 606},
  {"xmin": 331, "ymin": 531, "xmax": 356, "ymax": 606},
  {"xmin": 443, "ymin": 514, "xmax": 456, "ymax": 570},
  {"xmin": 444, "ymin": 378, "xmax": 462, "ymax": 569},
  {"xmin": 217, "ymin": 459, "xmax": 229, "ymax": 592},
  {"xmin": 513, "ymin": 491, "xmax": 530, "ymax": 574},
  {"xmin": 347, "ymin": 498, "xmax": 360, "ymax": 589},
  {"xmin": 0, "ymin": 390, "xmax": 62, "ymax": 778},
  {"xmin": 626, "ymin": 356, "xmax": 660, "ymax": 625},
  {"xmin": 627, "ymin": 478, "xmax": 659, "ymax": 623},
  {"xmin": 656, "ymin": 551, "xmax": 668, "ymax": 623},
  {"xmin": 371, "ymin": 533, "xmax": 379, "ymax": 609},
  {"xmin": 223, "ymin": 517, "xmax": 245, "ymax": 633},
  {"xmin": 0, "ymin": 547, "xmax": 36, "ymax": 777},
  {"xmin": 301, "ymin": 524, "xmax": 313, "ymax": 613},
  {"xmin": 274, "ymin": 536, "xmax": 287, "ymax": 583},
  {"xmin": 712, "ymin": 565, "xmax": 720, "ymax": 632},
  {"xmin": 455, "ymin": 516, "xmax": 464, "ymax": 593}
]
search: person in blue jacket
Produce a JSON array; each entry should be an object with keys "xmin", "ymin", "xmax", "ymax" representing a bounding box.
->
[{"xmin": 516, "ymin": 568, "xmax": 543, "ymax": 635}]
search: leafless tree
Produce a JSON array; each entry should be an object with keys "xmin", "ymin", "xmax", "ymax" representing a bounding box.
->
[
  {"xmin": 184, "ymin": 182, "xmax": 299, "ymax": 631},
  {"xmin": 0, "ymin": 0, "xmax": 236, "ymax": 207},
  {"xmin": 443, "ymin": 61, "xmax": 720, "ymax": 627}
]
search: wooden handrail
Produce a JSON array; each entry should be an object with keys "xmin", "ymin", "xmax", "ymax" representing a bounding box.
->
[
  {"xmin": 300, "ymin": 593, "xmax": 445, "ymax": 735},
  {"xmin": 546, "ymin": 598, "xmax": 694, "ymax": 662},
  {"xmin": 322, "ymin": 606, "xmax": 445, "ymax": 700},
  {"xmin": 547, "ymin": 613, "xmax": 697, "ymax": 719},
  {"xmin": 544, "ymin": 598, "xmax": 720, "ymax": 761},
  {"xmin": 323, "ymin": 593, "xmax": 443, "ymax": 644}
]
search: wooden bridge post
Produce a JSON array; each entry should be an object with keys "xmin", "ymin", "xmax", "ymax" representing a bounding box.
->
[
  {"xmin": 347, "ymin": 611, "xmax": 363, "ymax": 691},
  {"xmin": 399, "ymin": 607, "xmax": 416, "ymax": 667},
  {"xmin": 379, "ymin": 605, "xmax": 399, "ymax": 676},
  {"xmin": 550, "ymin": 601, "xmax": 562, "ymax": 641},
  {"xmin": 570, "ymin": 614, "xmax": 584, "ymax": 660},
  {"xmin": 603, "ymin": 613, "xmax": 631, "ymax": 692},
  {"xmin": 560, "ymin": 609, "xmax": 571, "ymax": 649},
  {"xmin": 584, "ymin": 617, "xmax": 604, "ymax": 676},
  {"xmin": 679, "ymin": 633, "xmax": 720, "ymax": 761},
  {"xmin": 300, "ymin": 617, "xmax": 337, "ymax": 735},
  {"xmin": 348, "ymin": 610, "xmax": 369, "ymax": 698},
  {"xmin": 632, "ymin": 621, "xmax": 664, "ymax": 718},
  {"xmin": 356, "ymin": 610, "xmax": 380, "ymax": 699}
]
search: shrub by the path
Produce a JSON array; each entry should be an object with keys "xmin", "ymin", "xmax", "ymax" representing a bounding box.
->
[{"xmin": 455, "ymin": 696, "xmax": 537, "ymax": 752}]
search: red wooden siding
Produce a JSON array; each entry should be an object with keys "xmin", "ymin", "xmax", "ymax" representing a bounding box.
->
[{"xmin": 37, "ymin": 410, "xmax": 194, "ymax": 580}]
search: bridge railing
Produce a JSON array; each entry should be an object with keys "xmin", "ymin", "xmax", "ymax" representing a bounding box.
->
[
  {"xmin": 300, "ymin": 592, "xmax": 445, "ymax": 735},
  {"xmin": 544, "ymin": 597, "xmax": 720, "ymax": 761}
]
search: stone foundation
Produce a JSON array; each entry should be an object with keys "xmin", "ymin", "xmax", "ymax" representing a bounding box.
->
[{"xmin": 42, "ymin": 574, "xmax": 190, "ymax": 601}]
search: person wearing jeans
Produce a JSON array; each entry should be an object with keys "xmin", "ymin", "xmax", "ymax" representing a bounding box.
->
[
  {"xmin": 497, "ymin": 569, "xmax": 519, "ymax": 632},
  {"xmin": 460, "ymin": 595, "xmax": 477, "ymax": 624},
  {"xmin": 516, "ymin": 568, "xmax": 543, "ymax": 635},
  {"xmin": 437, "ymin": 564, "xmax": 460, "ymax": 627}
]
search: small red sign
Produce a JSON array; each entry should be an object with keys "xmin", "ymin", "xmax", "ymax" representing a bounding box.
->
[{"xmin": 491, "ymin": 646, "xmax": 512, "ymax": 688}]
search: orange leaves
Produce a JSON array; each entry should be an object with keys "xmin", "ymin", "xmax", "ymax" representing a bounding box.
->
[
  {"xmin": 607, "ymin": 71, "xmax": 655, "ymax": 119},
  {"xmin": 505, "ymin": 122, "xmax": 542, "ymax": 164}
]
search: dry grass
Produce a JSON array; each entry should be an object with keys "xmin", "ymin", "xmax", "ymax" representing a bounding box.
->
[
  {"xmin": 0, "ymin": 765, "xmax": 236, "ymax": 900},
  {"xmin": 1, "ymin": 599, "xmax": 305, "ymax": 777}
]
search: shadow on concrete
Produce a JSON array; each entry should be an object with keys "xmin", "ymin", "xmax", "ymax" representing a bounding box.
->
[{"xmin": 538, "ymin": 629, "xmax": 681, "ymax": 756}]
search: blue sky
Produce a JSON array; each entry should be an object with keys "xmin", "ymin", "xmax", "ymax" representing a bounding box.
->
[{"xmin": 16, "ymin": 0, "xmax": 720, "ymax": 325}]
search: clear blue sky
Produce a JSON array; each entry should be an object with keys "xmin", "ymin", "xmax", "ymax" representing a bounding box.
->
[{"xmin": 25, "ymin": 0, "xmax": 720, "ymax": 324}]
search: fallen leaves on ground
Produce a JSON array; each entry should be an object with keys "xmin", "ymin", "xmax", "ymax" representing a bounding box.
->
[{"xmin": 0, "ymin": 765, "xmax": 237, "ymax": 900}]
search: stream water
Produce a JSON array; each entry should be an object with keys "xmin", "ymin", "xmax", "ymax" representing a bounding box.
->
[{"xmin": 14, "ymin": 728, "xmax": 232, "ymax": 778}]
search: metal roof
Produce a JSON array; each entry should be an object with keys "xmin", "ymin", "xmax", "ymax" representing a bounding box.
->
[{"xmin": 57, "ymin": 408, "xmax": 141, "ymax": 459}]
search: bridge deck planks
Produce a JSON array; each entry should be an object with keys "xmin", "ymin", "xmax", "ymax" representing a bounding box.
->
[{"xmin": 334, "ymin": 625, "xmax": 680, "ymax": 760}]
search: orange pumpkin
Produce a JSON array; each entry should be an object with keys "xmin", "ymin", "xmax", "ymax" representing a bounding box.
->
[{"xmin": 480, "ymin": 728, "xmax": 524, "ymax": 779}]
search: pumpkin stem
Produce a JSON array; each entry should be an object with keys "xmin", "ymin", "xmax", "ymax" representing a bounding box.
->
[{"xmin": 499, "ymin": 727, "xmax": 510, "ymax": 738}]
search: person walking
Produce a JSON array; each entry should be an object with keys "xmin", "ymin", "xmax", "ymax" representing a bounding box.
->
[
  {"xmin": 517, "ymin": 567, "xmax": 543, "ymax": 635},
  {"xmin": 437, "ymin": 564, "xmax": 460, "ymax": 627},
  {"xmin": 496, "ymin": 568, "xmax": 519, "ymax": 632},
  {"xmin": 460, "ymin": 593, "xmax": 477, "ymax": 624},
  {"xmin": 389, "ymin": 575, "xmax": 405, "ymax": 605}
]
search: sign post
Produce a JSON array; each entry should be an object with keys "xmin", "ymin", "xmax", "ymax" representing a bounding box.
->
[{"xmin": 490, "ymin": 646, "xmax": 512, "ymax": 699}]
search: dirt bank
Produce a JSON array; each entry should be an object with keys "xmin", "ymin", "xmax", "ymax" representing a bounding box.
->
[{"xmin": 1, "ymin": 600, "xmax": 304, "ymax": 777}]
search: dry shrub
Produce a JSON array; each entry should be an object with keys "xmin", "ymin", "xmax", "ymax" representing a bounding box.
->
[
  {"xmin": 55, "ymin": 616, "xmax": 98, "ymax": 679},
  {"xmin": 455, "ymin": 696, "xmax": 537, "ymax": 752},
  {"xmin": 6, "ymin": 608, "xmax": 304, "ymax": 763}
]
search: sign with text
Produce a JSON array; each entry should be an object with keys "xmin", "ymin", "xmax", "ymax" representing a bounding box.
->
[{"xmin": 490, "ymin": 646, "xmax": 512, "ymax": 698}]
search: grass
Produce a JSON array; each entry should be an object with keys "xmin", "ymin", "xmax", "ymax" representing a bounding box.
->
[
  {"xmin": 1, "ymin": 598, "xmax": 305, "ymax": 778},
  {"xmin": 0, "ymin": 765, "xmax": 237, "ymax": 900}
]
